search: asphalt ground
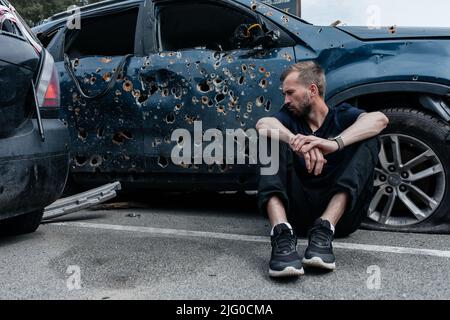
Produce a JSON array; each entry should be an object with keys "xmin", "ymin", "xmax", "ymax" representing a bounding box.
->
[{"xmin": 0, "ymin": 192, "xmax": 449, "ymax": 300}]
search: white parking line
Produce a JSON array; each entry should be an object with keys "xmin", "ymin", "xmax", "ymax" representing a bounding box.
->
[{"xmin": 51, "ymin": 222, "xmax": 450, "ymax": 259}]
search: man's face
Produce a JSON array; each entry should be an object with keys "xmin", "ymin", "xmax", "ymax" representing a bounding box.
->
[{"xmin": 282, "ymin": 72, "xmax": 313, "ymax": 118}]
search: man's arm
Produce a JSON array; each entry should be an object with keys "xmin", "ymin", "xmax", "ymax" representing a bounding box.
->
[
  {"xmin": 256, "ymin": 117, "xmax": 328, "ymax": 176},
  {"xmin": 340, "ymin": 112, "xmax": 389, "ymax": 147},
  {"xmin": 256, "ymin": 117, "xmax": 295, "ymax": 144},
  {"xmin": 296, "ymin": 111, "xmax": 389, "ymax": 155}
]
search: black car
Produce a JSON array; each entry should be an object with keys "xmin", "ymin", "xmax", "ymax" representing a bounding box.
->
[
  {"xmin": 0, "ymin": 1, "xmax": 69, "ymax": 236},
  {"xmin": 33, "ymin": 0, "xmax": 450, "ymax": 233}
]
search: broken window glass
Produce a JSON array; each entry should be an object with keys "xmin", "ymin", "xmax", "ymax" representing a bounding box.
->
[{"xmin": 157, "ymin": 2, "xmax": 258, "ymax": 52}]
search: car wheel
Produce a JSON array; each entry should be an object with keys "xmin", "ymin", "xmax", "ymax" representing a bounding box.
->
[
  {"xmin": 362, "ymin": 108, "xmax": 450, "ymax": 233},
  {"xmin": 0, "ymin": 210, "xmax": 44, "ymax": 236}
]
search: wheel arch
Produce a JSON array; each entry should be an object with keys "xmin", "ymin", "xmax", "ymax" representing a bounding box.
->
[{"xmin": 326, "ymin": 81, "xmax": 450, "ymax": 125}]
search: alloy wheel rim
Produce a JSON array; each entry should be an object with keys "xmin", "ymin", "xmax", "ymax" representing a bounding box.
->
[{"xmin": 368, "ymin": 134, "xmax": 446, "ymax": 226}]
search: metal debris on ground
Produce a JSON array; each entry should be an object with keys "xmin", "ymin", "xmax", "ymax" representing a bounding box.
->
[{"xmin": 42, "ymin": 182, "xmax": 122, "ymax": 222}]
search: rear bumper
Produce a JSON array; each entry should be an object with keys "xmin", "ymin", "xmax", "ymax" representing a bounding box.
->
[{"xmin": 0, "ymin": 119, "xmax": 70, "ymax": 220}]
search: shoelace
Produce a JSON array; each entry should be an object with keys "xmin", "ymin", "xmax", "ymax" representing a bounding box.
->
[
  {"xmin": 274, "ymin": 230, "xmax": 296, "ymax": 254},
  {"xmin": 309, "ymin": 226, "xmax": 333, "ymax": 246}
]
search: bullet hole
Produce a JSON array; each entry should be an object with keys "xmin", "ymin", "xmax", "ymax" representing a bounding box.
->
[
  {"xmin": 74, "ymin": 155, "xmax": 88, "ymax": 166},
  {"xmin": 256, "ymin": 96, "xmax": 265, "ymax": 107},
  {"xmin": 214, "ymin": 78, "xmax": 223, "ymax": 87},
  {"xmin": 165, "ymin": 112, "xmax": 176, "ymax": 124},
  {"xmin": 259, "ymin": 79, "xmax": 268, "ymax": 89},
  {"xmin": 412, "ymin": 75, "xmax": 419, "ymax": 81},
  {"xmin": 238, "ymin": 76, "xmax": 245, "ymax": 85},
  {"xmin": 226, "ymin": 56, "xmax": 234, "ymax": 64},
  {"xmin": 265, "ymin": 72, "xmax": 271, "ymax": 78},
  {"xmin": 251, "ymin": 3, "xmax": 257, "ymax": 10},
  {"xmin": 101, "ymin": 57, "xmax": 112, "ymax": 64},
  {"xmin": 259, "ymin": 67, "xmax": 266, "ymax": 73},
  {"xmin": 96, "ymin": 68, "xmax": 102, "ymax": 73},
  {"xmin": 215, "ymin": 93, "xmax": 225, "ymax": 103},
  {"xmin": 213, "ymin": 52, "xmax": 222, "ymax": 60},
  {"xmin": 247, "ymin": 104, "xmax": 253, "ymax": 113},
  {"xmin": 97, "ymin": 127, "xmax": 105, "ymax": 138},
  {"xmin": 241, "ymin": 64, "xmax": 248, "ymax": 73},
  {"xmin": 159, "ymin": 52, "xmax": 167, "ymax": 58},
  {"xmin": 162, "ymin": 88, "xmax": 170, "ymax": 97},
  {"xmin": 113, "ymin": 131, "xmax": 133, "ymax": 145},
  {"xmin": 249, "ymin": 72, "xmax": 256, "ymax": 79},
  {"xmin": 165, "ymin": 135, "xmax": 172, "ymax": 144},
  {"xmin": 214, "ymin": 61, "xmax": 221, "ymax": 69},
  {"xmin": 138, "ymin": 92, "xmax": 149, "ymax": 104},
  {"xmin": 78, "ymin": 128, "xmax": 87, "ymax": 141},
  {"xmin": 175, "ymin": 104, "xmax": 183, "ymax": 111},
  {"xmin": 115, "ymin": 90, "xmax": 122, "ymax": 96},
  {"xmin": 318, "ymin": 28, "xmax": 323, "ymax": 33},
  {"xmin": 133, "ymin": 90, "xmax": 141, "ymax": 99},
  {"xmin": 192, "ymin": 97, "xmax": 199, "ymax": 105},
  {"xmin": 265, "ymin": 100, "xmax": 272, "ymax": 112},
  {"xmin": 202, "ymin": 96, "xmax": 210, "ymax": 105},
  {"xmin": 172, "ymin": 87, "xmax": 183, "ymax": 99},
  {"xmin": 223, "ymin": 86, "xmax": 230, "ymax": 95},
  {"xmin": 388, "ymin": 26, "xmax": 396, "ymax": 34},
  {"xmin": 208, "ymin": 100, "xmax": 214, "ymax": 108},
  {"xmin": 158, "ymin": 156, "xmax": 169, "ymax": 168},
  {"xmin": 103, "ymin": 72, "xmax": 112, "ymax": 82},
  {"xmin": 200, "ymin": 68, "xmax": 208, "ymax": 76},
  {"xmin": 73, "ymin": 59, "xmax": 80, "ymax": 68},
  {"xmin": 217, "ymin": 105, "xmax": 225, "ymax": 113},
  {"xmin": 281, "ymin": 15, "xmax": 289, "ymax": 24},
  {"xmin": 90, "ymin": 155, "xmax": 103, "ymax": 167},
  {"xmin": 236, "ymin": 105, "xmax": 241, "ymax": 112},
  {"xmin": 123, "ymin": 80, "xmax": 133, "ymax": 92},
  {"xmin": 197, "ymin": 80, "xmax": 212, "ymax": 93},
  {"xmin": 282, "ymin": 53, "xmax": 293, "ymax": 62}
]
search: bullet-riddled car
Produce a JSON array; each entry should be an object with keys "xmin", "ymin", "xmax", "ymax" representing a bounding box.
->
[
  {"xmin": 0, "ymin": 1, "xmax": 69, "ymax": 236},
  {"xmin": 32, "ymin": 0, "xmax": 450, "ymax": 233}
]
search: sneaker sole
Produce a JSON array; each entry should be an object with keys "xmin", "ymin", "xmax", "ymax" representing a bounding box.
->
[
  {"xmin": 303, "ymin": 257, "xmax": 336, "ymax": 271},
  {"xmin": 269, "ymin": 267, "xmax": 305, "ymax": 278}
]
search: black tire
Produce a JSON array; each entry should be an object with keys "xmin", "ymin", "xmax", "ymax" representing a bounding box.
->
[
  {"xmin": 361, "ymin": 108, "xmax": 450, "ymax": 234},
  {"xmin": 0, "ymin": 210, "xmax": 44, "ymax": 236}
]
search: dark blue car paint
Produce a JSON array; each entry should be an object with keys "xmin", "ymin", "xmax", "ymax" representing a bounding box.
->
[{"xmin": 32, "ymin": 0, "xmax": 450, "ymax": 190}]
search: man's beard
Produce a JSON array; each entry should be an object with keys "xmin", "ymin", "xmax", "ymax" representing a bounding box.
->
[{"xmin": 297, "ymin": 102, "xmax": 312, "ymax": 118}]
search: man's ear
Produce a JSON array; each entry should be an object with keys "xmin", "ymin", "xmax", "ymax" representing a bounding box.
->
[{"xmin": 309, "ymin": 84, "xmax": 319, "ymax": 97}]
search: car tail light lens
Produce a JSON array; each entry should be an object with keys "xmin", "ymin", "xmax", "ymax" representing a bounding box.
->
[
  {"xmin": 35, "ymin": 51, "xmax": 60, "ymax": 109},
  {"xmin": 42, "ymin": 66, "xmax": 60, "ymax": 108}
]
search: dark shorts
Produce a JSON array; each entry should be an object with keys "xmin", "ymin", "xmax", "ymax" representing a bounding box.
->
[{"xmin": 257, "ymin": 137, "xmax": 381, "ymax": 238}]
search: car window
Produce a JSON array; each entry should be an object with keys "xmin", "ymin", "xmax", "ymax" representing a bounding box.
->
[
  {"xmin": 65, "ymin": 7, "xmax": 139, "ymax": 58},
  {"xmin": 0, "ymin": 17, "xmax": 23, "ymax": 36},
  {"xmin": 156, "ymin": 2, "xmax": 258, "ymax": 52}
]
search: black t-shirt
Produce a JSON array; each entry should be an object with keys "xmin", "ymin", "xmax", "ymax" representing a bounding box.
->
[{"xmin": 273, "ymin": 103, "xmax": 366, "ymax": 180}]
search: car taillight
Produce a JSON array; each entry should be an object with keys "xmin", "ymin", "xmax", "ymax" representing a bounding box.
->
[
  {"xmin": 42, "ymin": 66, "xmax": 60, "ymax": 108},
  {"xmin": 35, "ymin": 51, "xmax": 60, "ymax": 109}
]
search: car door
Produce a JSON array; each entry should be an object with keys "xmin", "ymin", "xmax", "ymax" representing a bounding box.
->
[
  {"xmin": 139, "ymin": 0, "xmax": 296, "ymax": 175},
  {"xmin": 46, "ymin": 4, "xmax": 146, "ymax": 180}
]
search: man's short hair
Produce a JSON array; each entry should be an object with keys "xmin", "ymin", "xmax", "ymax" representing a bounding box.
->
[{"xmin": 280, "ymin": 61, "xmax": 326, "ymax": 98}]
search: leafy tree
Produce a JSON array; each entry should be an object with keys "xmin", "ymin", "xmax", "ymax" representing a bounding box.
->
[{"xmin": 9, "ymin": 0, "xmax": 106, "ymax": 25}]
